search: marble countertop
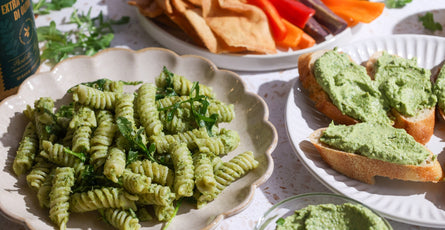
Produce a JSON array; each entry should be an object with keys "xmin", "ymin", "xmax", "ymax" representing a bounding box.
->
[{"xmin": 2, "ymin": 0, "xmax": 444, "ymax": 229}]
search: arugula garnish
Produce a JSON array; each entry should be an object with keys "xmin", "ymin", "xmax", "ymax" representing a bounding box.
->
[
  {"xmin": 73, "ymin": 165, "xmax": 117, "ymax": 193},
  {"xmin": 156, "ymin": 67, "xmax": 179, "ymax": 100},
  {"xmin": 276, "ymin": 217, "xmax": 285, "ymax": 226},
  {"xmin": 116, "ymin": 117, "xmax": 157, "ymax": 163},
  {"xmin": 37, "ymin": 8, "xmax": 129, "ymax": 64},
  {"xmin": 158, "ymin": 80, "xmax": 218, "ymax": 136},
  {"xmin": 385, "ymin": 0, "xmax": 412, "ymax": 8},
  {"xmin": 63, "ymin": 147, "xmax": 86, "ymax": 162},
  {"xmin": 33, "ymin": 0, "xmax": 77, "ymax": 15},
  {"xmin": 418, "ymin": 12, "xmax": 443, "ymax": 32}
]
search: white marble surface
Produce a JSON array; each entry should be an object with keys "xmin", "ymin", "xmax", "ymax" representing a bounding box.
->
[{"xmin": 2, "ymin": 0, "xmax": 445, "ymax": 229}]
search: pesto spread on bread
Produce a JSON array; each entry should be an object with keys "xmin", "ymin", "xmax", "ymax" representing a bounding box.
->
[
  {"xmin": 373, "ymin": 52, "xmax": 437, "ymax": 116},
  {"xmin": 320, "ymin": 122, "xmax": 431, "ymax": 165},
  {"xmin": 313, "ymin": 50, "xmax": 391, "ymax": 124},
  {"xmin": 433, "ymin": 66, "xmax": 445, "ymax": 111},
  {"xmin": 276, "ymin": 203, "xmax": 390, "ymax": 230}
]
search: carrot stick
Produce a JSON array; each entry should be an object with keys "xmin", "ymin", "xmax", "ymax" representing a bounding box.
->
[
  {"xmin": 276, "ymin": 19, "xmax": 304, "ymax": 49},
  {"xmin": 297, "ymin": 31, "xmax": 316, "ymax": 49},
  {"xmin": 321, "ymin": 0, "xmax": 384, "ymax": 24}
]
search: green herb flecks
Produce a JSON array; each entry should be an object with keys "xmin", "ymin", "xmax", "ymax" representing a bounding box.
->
[
  {"xmin": 419, "ymin": 12, "xmax": 443, "ymax": 32},
  {"xmin": 73, "ymin": 165, "xmax": 117, "ymax": 193},
  {"xmin": 116, "ymin": 116, "xmax": 157, "ymax": 164},
  {"xmin": 385, "ymin": 0, "xmax": 412, "ymax": 8},
  {"xmin": 63, "ymin": 147, "xmax": 86, "ymax": 162},
  {"xmin": 33, "ymin": 0, "xmax": 77, "ymax": 15},
  {"xmin": 37, "ymin": 8, "xmax": 130, "ymax": 64}
]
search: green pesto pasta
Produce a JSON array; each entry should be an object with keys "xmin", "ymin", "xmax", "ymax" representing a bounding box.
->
[
  {"xmin": 100, "ymin": 208, "xmax": 141, "ymax": 230},
  {"xmin": 115, "ymin": 93, "xmax": 136, "ymax": 128},
  {"xmin": 33, "ymin": 97, "xmax": 57, "ymax": 147},
  {"xmin": 156, "ymin": 69, "xmax": 214, "ymax": 98},
  {"xmin": 71, "ymin": 84, "xmax": 119, "ymax": 110},
  {"xmin": 135, "ymin": 83, "xmax": 163, "ymax": 137},
  {"xmin": 153, "ymin": 203, "xmax": 175, "ymax": 222},
  {"xmin": 49, "ymin": 167, "xmax": 75, "ymax": 230},
  {"xmin": 126, "ymin": 159, "xmax": 174, "ymax": 187},
  {"xmin": 13, "ymin": 70, "xmax": 260, "ymax": 228},
  {"xmin": 90, "ymin": 110, "xmax": 117, "ymax": 169},
  {"xmin": 70, "ymin": 106, "xmax": 97, "ymax": 153},
  {"xmin": 122, "ymin": 169, "xmax": 152, "ymax": 194},
  {"xmin": 70, "ymin": 187, "xmax": 138, "ymax": 213},
  {"xmin": 13, "ymin": 122, "xmax": 38, "ymax": 176},
  {"xmin": 195, "ymin": 129, "xmax": 240, "ymax": 156},
  {"xmin": 171, "ymin": 143, "xmax": 194, "ymax": 198},
  {"xmin": 26, "ymin": 156, "xmax": 54, "ymax": 191},
  {"xmin": 137, "ymin": 183, "xmax": 176, "ymax": 206},
  {"xmin": 40, "ymin": 140, "xmax": 85, "ymax": 174},
  {"xmin": 103, "ymin": 147, "xmax": 126, "ymax": 183},
  {"xmin": 149, "ymin": 127, "xmax": 208, "ymax": 154},
  {"xmin": 37, "ymin": 168, "xmax": 55, "ymax": 208},
  {"xmin": 197, "ymin": 151, "xmax": 258, "ymax": 208},
  {"xmin": 193, "ymin": 153, "xmax": 216, "ymax": 195}
]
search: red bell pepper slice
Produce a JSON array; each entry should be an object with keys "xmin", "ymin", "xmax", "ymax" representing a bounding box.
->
[
  {"xmin": 270, "ymin": 0, "xmax": 316, "ymax": 28},
  {"xmin": 248, "ymin": 0, "xmax": 288, "ymax": 41}
]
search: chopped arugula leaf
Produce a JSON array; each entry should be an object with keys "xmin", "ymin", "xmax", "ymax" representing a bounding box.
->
[
  {"xmin": 419, "ymin": 12, "xmax": 443, "ymax": 32},
  {"xmin": 158, "ymin": 79, "xmax": 218, "ymax": 136},
  {"xmin": 385, "ymin": 0, "xmax": 412, "ymax": 8},
  {"xmin": 63, "ymin": 147, "xmax": 86, "ymax": 162},
  {"xmin": 33, "ymin": 0, "xmax": 77, "ymax": 15},
  {"xmin": 116, "ymin": 117, "xmax": 157, "ymax": 163},
  {"xmin": 156, "ymin": 67, "xmax": 178, "ymax": 100},
  {"xmin": 276, "ymin": 217, "xmax": 285, "ymax": 225},
  {"xmin": 37, "ymin": 8, "xmax": 130, "ymax": 64}
]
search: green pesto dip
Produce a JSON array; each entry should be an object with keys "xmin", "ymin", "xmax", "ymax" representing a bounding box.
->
[
  {"xmin": 313, "ymin": 50, "xmax": 391, "ymax": 124},
  {"xmin": 320, "ymin": 122, "xmax": 430, "ymax": 165},
  {"xmin": 276, "ymin": 203, "xmax": 390, "ymax": 230},
  {"xmin": 373, "ymin": 52, "xmax": 436, "ymax": 116},
  {"xmin": 433, "ymin": 66, "xmax": 445, "ymax": 111}
]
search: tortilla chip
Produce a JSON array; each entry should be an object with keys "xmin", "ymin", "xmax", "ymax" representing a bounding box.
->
[
  {"xmin": 155, "ymin": 0, "xmax": 174, "ymax": 14},
  {"xmin": 202, "ymin": 0, "xmax": 276, "ymax": 54},
  {"xmin": 128, "ymin": 0, "xmax": 163, "ymax": 18}
]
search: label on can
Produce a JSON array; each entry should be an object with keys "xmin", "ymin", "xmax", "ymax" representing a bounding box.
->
[{"xmin": 0, "ymin": 0, "xmax": 40, "ymax": 100}]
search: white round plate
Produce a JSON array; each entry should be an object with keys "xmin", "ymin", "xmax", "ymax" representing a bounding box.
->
[
  {"xmin": 0, "ymin": 47, "xmax": 277, "ymax": 230},
  {"xmin": 136, "ymin": 9, "xmax": 359, "ymax": 71},
  {"xmin": 286, "ymin": 34, "xmax": 445, "ymax": 228}
]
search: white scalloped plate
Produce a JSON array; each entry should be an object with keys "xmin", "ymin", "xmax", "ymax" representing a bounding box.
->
[
  {"xmin": 286, "ymin": 35, "xmax": 445, "ymax": 228},
  {"xmin": 136, "ymin": 9, "xmax": 360, "ymax": 72},
  {"xmin": 0, "ymin": 47, "xmax": 277, "ymax": 230}
]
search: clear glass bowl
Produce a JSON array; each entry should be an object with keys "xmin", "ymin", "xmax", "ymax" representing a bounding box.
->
[{"xmin": 255, "ymin": 192, "xmax": 393, "ymax": 230}]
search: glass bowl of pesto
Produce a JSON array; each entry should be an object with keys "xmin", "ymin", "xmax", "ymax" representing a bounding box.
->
[{"xmin": 255, "ymin": 192, "xmax": 392, "ymax": 230}]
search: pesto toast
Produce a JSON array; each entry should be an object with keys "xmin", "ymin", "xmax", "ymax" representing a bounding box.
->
[
  {"xmin": 366, "ymin": 51, "xmax": 436, "ymax": 144},
  {"xmin": 309, "ymin": 123, "xmax": 443, "ymax": 184},
  {"xmin": 298, "ymin": 49, "xmax": 436, "ymax": 144}
]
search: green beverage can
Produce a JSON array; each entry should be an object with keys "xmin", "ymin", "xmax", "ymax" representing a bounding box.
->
[{"xmin": 0, "ymin": 0, "xmax": 40, "ymax": 100}]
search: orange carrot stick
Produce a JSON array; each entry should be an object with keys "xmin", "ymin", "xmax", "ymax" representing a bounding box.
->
[
  {"xmin": 321, "ymin": 0, "xmax": 384, "ymax": 24},
  {"xmin": 276, "ymin": 19, "xmax": 304, "ymax": 49},
  {"xmin": 297, "ymin": 31, "xmax": 316, "ymax": 49}
]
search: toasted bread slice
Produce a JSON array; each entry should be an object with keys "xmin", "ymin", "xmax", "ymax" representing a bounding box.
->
[
  {"xmin": 298, "ymin": 50, "xmax": 359, "ymax": 125},
  {"xmin": 366, "ymin": 51, "xmax": 435, "ymax": 145},
  {"xmin": 309, "ymin": 128, "xmax": 444, "ymax": 184}
]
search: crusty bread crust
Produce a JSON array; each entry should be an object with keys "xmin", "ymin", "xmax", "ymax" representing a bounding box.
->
[
  {"xmin": 298, "ymin": 51, "xmax": 359, "ymax": 125},
  {"xmin": 309, "ymin": 128, "xmax": 444, "ymax": 184},
  {"xmin": 299, "ymin": 50, "xmax": 435, "ymax": 144}
]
